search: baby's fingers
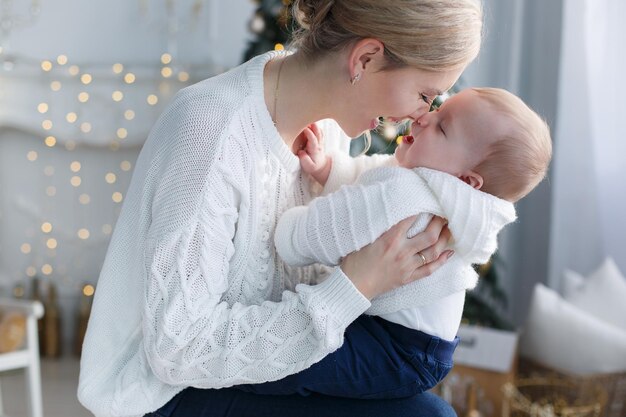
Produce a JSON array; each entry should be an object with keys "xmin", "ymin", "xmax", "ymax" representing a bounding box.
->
[
  {"xmin": 309, "ymin": 122, "xmax": 324, "ymax": 147},
  {"xmin": 302, "ymin": 127, "xmax": 320, "ymax": 152}
]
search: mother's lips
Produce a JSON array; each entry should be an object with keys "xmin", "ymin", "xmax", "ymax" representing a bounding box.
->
[{"xmin": 403, "ymin": 135, "xmax": 414, "ymax": 144}]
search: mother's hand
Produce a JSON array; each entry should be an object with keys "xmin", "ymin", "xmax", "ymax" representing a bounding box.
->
[{"xmin": 340, "ymin": 215, "xmax": 453, "ymax": 300}]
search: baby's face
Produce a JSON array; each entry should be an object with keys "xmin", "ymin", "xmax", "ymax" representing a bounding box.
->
[{"xmin": 394, "ymin": 89, "xmax": 506, "ymax": 178}]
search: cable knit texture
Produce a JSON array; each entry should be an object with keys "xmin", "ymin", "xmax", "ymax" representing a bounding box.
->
[
  {"xmin": 77, "ymin": 51, "xmax": 370, "ymax": 417},
  {"xmin": 274, "ymin": 165, "xmax": 517, "ymax": 315}
]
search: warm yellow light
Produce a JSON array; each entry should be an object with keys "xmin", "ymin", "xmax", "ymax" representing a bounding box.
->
[
  {"xmin": 102, "ymin": 224, "xmax": 112, "ymax": 235},
  {"xmin": 25, "ymin": 266, "xmax": 37, "ymax": 278},
  {"xmin": 112, "ymin": 63, "xmax": 124, "ymax": 74},
  {"xmin": 78, "ymin": 92, "xmax": 89, "ymax": 102},
  {"xmin": 109, "ymin": 141, "xmax": 120, "ymax": 151},
  {"xmin": 116, "ymin": 128, "xmax": 128, "ymax": 139},
  {"xmin": 112, "ymin": 192, "xmax": 123, "ymax": 203},
  {"xmin": 57, "ymin": 55, "xmax": 68, "ymax": 65},
  {"xmin": 81, "ymin": 74, "xmax": 92, "ymax": 84},
  {"xmin": 124, "ymin": 110, "xmax": 135, "ymax": 120},
  {"xmin": 158, "ymin": 81, "xmax": 171, "ymax": 95},
  {"xmin": 13, "ymin": 286, "xmax": 25, "ymax": 297},
  {"xmin": 147, "ymin": 94, "xmax": 158, "ymax": 105},
  {"xmin": 105, "ymin": 172, "xmax": 117, "ymax": 184},
  {"xmin": 42, "ymin": 119, "xmax": 53, "ymax": 130},
  {"xmin": 120, "ymin": 160, "xmax": 132, "ymax": 171},
  {"xmin": 50, "ymin": 81, "xmax": 62, "ymax": 91},
  {"xmin": 44, "ymin": 136, "xmax": 57, "ymax": 147},
  {"xmin": 70, "ymin": 161, "xmax": 81, "ymax": 172},
  {"xmin": 41, "ymin": 222, "xmax": 53, "ymax": 233},
  {"xmin": 38, "ymin": 102, "xmax": 49, "ymax": 113},
  {"xmin": 20, "ymin": 243, "xmax": 31, "ymax": 254},
  {"xmin": 69, "ymin": 65, "xmax": 80, "ymax": 76},
  {"xmin": 42, "ymin": 264, "xmax": 53, "ymax": 275},
  {"xmin": 70, "ymin": 176, "xmax": 82, "ymax": 187},
  {"xmin": 178, "ymin": 71, "xmax": 190, "ymax": 82},
  {"xmin": 161, "ymin": 53, "xmax": 172, "ymax": 64},
  {"xmin": 83, "ymin": 285, "xmax": 95, "ymax": 296},
  {"xmin": 26, "ymin": 265, "xmax": 37, "ymax": 278},
  {"xmin": 80, "ymin": 122, "xmax": 92, "ymax": 133},
  {"xmin": 112, "ymin": 91, "xmax": 124, "ymax": 101},
  {"xmin": 79, "ymin": 194, "xmax": 91, "ymax": 204},
  {"xmin": 46, "ymin": 186, "xmax": 56, "ymax": 196},
  {"xmin": 27, "ymin": 151, "xmax": 38, "ymax": 161},
  {"xmin": 66, "ymin": 112, "xmax": 78, "ymax": 123},
  {"xmin": 78, "ymin": 229, "xmax": 90, "ymax": 239},
  {"xmin": 124, "ymin": 73, "xmax": 136, "ymax": 84},
  {"xmin": 41, "ymin": 60, "xmax": 53, "ymax": 71},
  {"xmin": 65, "ymin": 140, "xmax": 76, "ymax": 151},
  {"xmin": 44, "ymin": 166, "xmax": 55, "ymax": 176},
  {"xmin": 161, "ymin": 67, "xmax": 173, "ymax": 78},
  {"xmin": 46, "ymin": 238, "xmax": 58, "ymax": 249}
]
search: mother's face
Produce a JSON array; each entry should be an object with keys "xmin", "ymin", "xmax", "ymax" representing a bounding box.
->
[{"xmin": 340, "ymin": 65, "xmax": 464, "ymax": 138}]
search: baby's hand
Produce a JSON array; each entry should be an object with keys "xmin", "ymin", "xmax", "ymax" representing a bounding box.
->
[{"xmin": 297, "ymin": 123, "xmax": 332, "ymax": 186}]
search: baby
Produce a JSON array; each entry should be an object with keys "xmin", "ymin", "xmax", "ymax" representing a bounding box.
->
[{"xmin": 241, "ymin": 87, "xmax": 552, "ymax": 399}]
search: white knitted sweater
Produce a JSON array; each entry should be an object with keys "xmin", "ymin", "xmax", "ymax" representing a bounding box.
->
[
  {"xmin": 275, "ymin": 153, "xmax": 517, "ymax": 315},
  {"xmin": 77, "ymin": 51, "xmax": 371, "ymax": 417}
]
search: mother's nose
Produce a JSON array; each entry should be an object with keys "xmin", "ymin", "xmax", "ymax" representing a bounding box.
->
[{"xmin": 408, "ymin": 102, "xmax": 430, "ymax": 121}]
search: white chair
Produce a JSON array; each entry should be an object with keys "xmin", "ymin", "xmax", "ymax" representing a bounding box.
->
[{"xmin": 0, "ymin": 298, "xmax": 44, "ymax": 417}]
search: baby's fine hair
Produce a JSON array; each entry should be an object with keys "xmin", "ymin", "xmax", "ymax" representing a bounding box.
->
[
  {"xmin": 472, "ymin": 88, "xmax": 553, "ymax": 202},
  {"xmin": 290, "ymin": 0, "xmax": 483, "ymax": 72}
]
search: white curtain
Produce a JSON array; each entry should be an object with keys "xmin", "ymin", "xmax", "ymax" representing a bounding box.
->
[{"xmin": 548, "ymin": 0, "xmax": 626, "ymax": 287}]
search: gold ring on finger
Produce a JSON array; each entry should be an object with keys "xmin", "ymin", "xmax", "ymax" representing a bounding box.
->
[{"xmin": 418, "ymin": 251, "xmax": 427, "ymax": 267}]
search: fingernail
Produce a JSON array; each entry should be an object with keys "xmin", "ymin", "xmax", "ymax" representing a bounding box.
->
[{"xmin": 446, "ymin": 250, "xmax": 455, "ymax": 259}]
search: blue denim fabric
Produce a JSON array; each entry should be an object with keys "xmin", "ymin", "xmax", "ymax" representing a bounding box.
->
[
  {"xmin": 143, "ymin": 389, "xmax": 184, "ymax": 417},
  {"xmin": 239, "ymin": 315, "xmax": 459, "ymax": 399},
  {"xmin": 146, "ymin": 387, "xmax": 456, "ymax": 417},
  {"xmin": 143, "ymin": 315, "xmax": 459, "ymax": 417}
]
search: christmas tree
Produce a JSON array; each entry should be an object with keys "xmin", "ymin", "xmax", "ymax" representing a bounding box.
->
[{"xmin": 242, "ymin": 0, "xmax": 292, "ymax": 63}]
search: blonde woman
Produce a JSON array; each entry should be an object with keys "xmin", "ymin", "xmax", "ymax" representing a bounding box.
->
[{"xmin": 78, "ymin": 0, "xmax": 483, "ymax": 416}]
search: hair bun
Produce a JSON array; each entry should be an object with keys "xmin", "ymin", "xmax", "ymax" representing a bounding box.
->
[{"xmin": 293, "ymin": 0, "xmax": 335, "ymax": 31}]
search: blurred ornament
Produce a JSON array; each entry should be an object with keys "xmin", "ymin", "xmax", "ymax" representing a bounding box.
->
[
  {"xmin": 30, "ymin": 276, "xmax": 45, "ymax": 354},
  {"xmin": 74, "ymin": 283, "xmax": 94, "ymax": 356},
  {"xmin": 42, "ymin": 282, "xmax": 61, "ymax": 358},
  {"xmin": 250, "ymin": 12, "xmax": 265, "ymax": 34}
]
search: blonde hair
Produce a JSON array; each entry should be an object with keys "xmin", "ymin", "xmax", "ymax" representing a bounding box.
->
[
  {"xmin": 290, "ymin": 0, "xmax": 483, "ymax": 72},
  {"xmin": 472, "ymin": 88, "xmax": 553, "ymax": 202}
]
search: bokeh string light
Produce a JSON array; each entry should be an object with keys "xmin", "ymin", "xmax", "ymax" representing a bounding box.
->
[{"xmin": 0, "ymin": 49, "xmax": 210, "ymax": 291}]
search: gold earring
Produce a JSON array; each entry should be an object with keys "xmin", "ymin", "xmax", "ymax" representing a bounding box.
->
[{"xmin": 350, "ymin": 73, "xmax": 361, "ymax": 85}]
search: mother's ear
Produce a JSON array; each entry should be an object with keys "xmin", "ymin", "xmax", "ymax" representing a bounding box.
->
[{"xmin": 348, "ymin": 38, "xmax": 385, "ymax": 80}]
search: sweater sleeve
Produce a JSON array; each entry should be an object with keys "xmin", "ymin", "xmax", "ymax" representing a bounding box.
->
[
  {"xmin": 322, "ymin": 149, "xmax": 396, "ymax": 195},
  {"xmin": 142, "ymin": 167, "xmax": 370, "ymax": 388},
  {"xmin": 274, "ymin": 167, "xmax": 442, "ymax": 267}
]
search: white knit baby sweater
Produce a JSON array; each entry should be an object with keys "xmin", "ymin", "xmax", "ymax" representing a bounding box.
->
[
  {"xmin": 77, "ymin": 51, "xmax": 371, "ymax": 417},
  {"xmin": 275, "ymin": 155, "xmax": 517, "ymax": 316}
]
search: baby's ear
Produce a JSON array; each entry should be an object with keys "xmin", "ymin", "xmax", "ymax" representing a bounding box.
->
[{"xmin": 459, "ymin": 170, "xmax": 483, "ymax": 190}]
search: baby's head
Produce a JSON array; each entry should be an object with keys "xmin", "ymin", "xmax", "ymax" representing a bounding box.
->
[{"xmin": 394, "ymin": 87, "xmax": 552, "ymax": 202}]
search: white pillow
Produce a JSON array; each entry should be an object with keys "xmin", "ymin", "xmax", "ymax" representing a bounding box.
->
[
  {"xmin": 561, "ymin": 268, "xmax": 584, "ymax": 298},
  {"xmin": 519, "ymin": 283, "xmax": 626, "ymax": 375},
  {"xmin": 563, "ymin": 257, "xmax": 626, "ymax": 332}
]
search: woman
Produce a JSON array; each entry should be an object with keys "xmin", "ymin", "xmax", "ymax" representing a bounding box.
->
[{"xmin": 78, "ymin": 0, "xmax": 483, "ymax": 416}]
